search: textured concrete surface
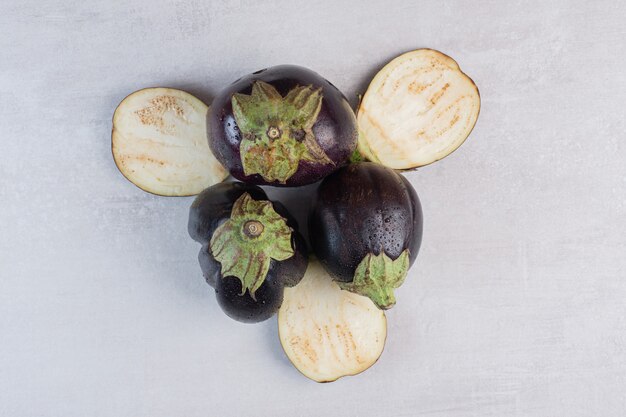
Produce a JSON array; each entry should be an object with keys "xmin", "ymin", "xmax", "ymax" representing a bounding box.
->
[{"xmin": 1, "ymin": 0, "xmax": 625, "ymax": 416}]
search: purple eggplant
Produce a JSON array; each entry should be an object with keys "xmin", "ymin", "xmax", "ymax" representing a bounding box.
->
[
  {"xmin": 189, "ymin": 182, "xmax": 307, "ymax": 323},
  {"xmin": 308, "ymin": 162, "xmax": 423, "ymax": 309},
  {"xmin": 207, "ymin": 65, "xmax": 357, "ymax": 187}
]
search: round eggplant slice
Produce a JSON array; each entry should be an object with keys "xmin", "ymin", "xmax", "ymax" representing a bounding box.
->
[
  {"xmin": 278, "ymin": 260, "xmax": 387, "ymax": 383},
  {"xmin": 112, "ymin": 88, "xmax": 228, "ymax": 196},
  {"xmin": 357, "ymin": 49, "xmax": 480, "ymax": 169}
]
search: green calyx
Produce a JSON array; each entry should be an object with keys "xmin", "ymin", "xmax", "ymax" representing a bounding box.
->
[
  {"xmin": 232, "ymin": 80, "xmax": 334, "ymax": 184},
  {"xmin": 338, "ymin": 250, "xmax": 410, "ymax": 310},
  {"xmin": 349, "ymin": 147, "xmax": 365, "ymax": 163},
  {"xmin": 210, "ymin": 193, "xmax": 294, "ymax": 298},
  {"xmin": 356, "ymin": 129, "xmax": 380, "ymax": 164}
]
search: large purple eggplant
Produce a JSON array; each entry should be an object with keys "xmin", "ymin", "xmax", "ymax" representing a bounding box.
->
[
  {"xmin": 308, "ymin": 162, "xmax": 423, "ymax": 309},
  {"xmin": 188, "ymin": 182, "xmax": 308, "ymax": 323},
  {"xmin": 207, "ymin": 65, "xmax": 357, "ymax": 186}
]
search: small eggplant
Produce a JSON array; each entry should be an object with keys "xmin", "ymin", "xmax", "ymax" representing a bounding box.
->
[
  {"xmin": 208, "ymin": 65, "xmax": 358, "ymax": 186},
  {"xmin": 309, "ymin": 162, "xmax": 423, "ymax": 309},
  {"xmin": 188, "ymin": 182, "xmax": 307, "ymax": 323}
]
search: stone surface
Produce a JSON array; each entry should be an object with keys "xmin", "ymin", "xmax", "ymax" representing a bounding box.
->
[{"xmin": 1, "ymin": 0, "xmax": 625, "ymax": 416}]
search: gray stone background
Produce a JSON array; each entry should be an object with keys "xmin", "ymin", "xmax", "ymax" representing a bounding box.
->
[{"xmin": 1, "ymin": 0, "xmax": 625, "ymax": 416}]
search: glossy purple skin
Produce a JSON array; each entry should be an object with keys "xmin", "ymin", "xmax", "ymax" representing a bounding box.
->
[
  {"xmin": 207, "ymin": 65, "xmax": 358, "ymax": 187},
  {"xmin": 309, "ymin": 162, "xmax": 423, "ymax": 283},
  {"xmin": 188, "ymin": 182, "xmax": 308, "ymax": 323}
]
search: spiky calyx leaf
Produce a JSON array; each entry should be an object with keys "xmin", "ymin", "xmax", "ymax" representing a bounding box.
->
[
  {"xmin": 210, "ymin": 193, "xmax": 294, "ymax": 298},
  {"xmin": 232, "ymin": 81, "xmax": 333, "ymax": 184},
  {"xmin": 337, "ymin": 250, "xmax": 410, "ymax": 309}
]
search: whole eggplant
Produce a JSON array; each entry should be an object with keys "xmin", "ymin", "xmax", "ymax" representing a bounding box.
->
[
  {"xmin": 189, "ymin": 182, "xmax": 308, "ymax": 323},
  {"xmin": 309, "ymin": 162, "xmax": 423, "ymax": 309},
  {"xmin": 207, "ymin": 65, "xmax": 357, "ymax": 186}
]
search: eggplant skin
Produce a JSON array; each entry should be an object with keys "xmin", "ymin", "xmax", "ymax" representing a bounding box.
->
[
  {"xmin": 188, "ymin": 182, "xmax": 308, "ymax": 323},
  {"xmin": 309, "ymin": 162, "xmax": 423, "ymax": 282},
  {"xmin": 207, "ymin": 65, "xmax": 357, "ymax": 187},
  {"xmin": 216, "ymin": 275, "xmax": 283, "ymax": 323}
]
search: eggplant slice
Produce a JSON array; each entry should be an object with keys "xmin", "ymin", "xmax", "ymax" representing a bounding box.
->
[
  {"xmin": 357, "ymin": 49, "xmax": 480, "ymax": 169},
  {"xmin": 112, "ymin": 88, "xmax": 228, "ymax": 196},
  {"xmin": 278, "ymin": 260, "xmax": 386, "ymax": 382}
]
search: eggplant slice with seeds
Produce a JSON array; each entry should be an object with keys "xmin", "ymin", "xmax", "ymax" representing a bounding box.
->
[
  {"xmin": 357, "ymin": 49, "xmax": 480, "ymax": 169},
  {"xmin": 278, "ymin": 260, "xmax": 387, "ymax": 382},
  {"xmin": 112, "ymin": 88, "xmax": 228, "ymax": 196}
]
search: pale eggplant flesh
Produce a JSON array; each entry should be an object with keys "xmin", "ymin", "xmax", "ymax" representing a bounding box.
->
[
  {"xmin": 278, "ymin": 260, "xmax": 387, "ymax": 382},
  {"xmin": 112, "ymin": 88, "xmax": 228, "ymax": 196},
  {"xmin": 357, "ymin": 49, "xmax": 480, "ymax": 169}
]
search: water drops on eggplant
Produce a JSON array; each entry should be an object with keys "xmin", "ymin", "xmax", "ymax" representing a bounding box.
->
[{"xmin": 308, "ymin": 162, "xmax": 423, "ymax": 309}]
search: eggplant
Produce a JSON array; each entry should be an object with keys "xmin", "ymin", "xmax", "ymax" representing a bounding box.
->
[
  {"xmin": 188, "ymin": 182, "xmax": 307, "ymax": 323},
  {"xmin": 278, "ymin": 259, "xmax": 387, "ymax": 382},
  {"xmin": 207, "ymin": 65, "xmax": 358, "ymax": 186},
  {"xmin": 112, "ymin": 88, "xmax": 228, "ymax": 196},
  {"xmin": 309, "ymin": 162, "xmax": 423, "ymax": 309},
  {"xmin": 357, "ymin": 49, "xmax": 480, "ymax": 169}
]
